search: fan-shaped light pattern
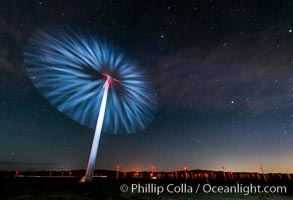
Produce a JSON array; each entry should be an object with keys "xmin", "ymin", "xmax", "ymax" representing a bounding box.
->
[{"xmin": 24, "ymin": 27, "xmax": 157, "ymax": 134}]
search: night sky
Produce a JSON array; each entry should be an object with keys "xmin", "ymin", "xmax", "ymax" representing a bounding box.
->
[{"xmin": 1, "ymin": 0, "xmax": 293, "ymax": 173}]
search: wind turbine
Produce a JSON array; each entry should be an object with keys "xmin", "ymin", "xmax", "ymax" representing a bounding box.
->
[
  {"xmin": 286, "ymin": 172, "xmax": 291, "ymax": 180},
  {"xmin": 116, "ymin": 165, "xmax": 120, "ymax": 180},
  {"xmin": 260, "ymin": 165, "xmax": 267, "ymax": 182},
  {"xmin": 150, "ymin": 165, "xmax": 155, "ymax": 178},
  {"xmin": 183, "ymin": 166, "xmax": 187, "ymax": 180},
  {"xmin": 24, "ymin": 27, "xmax": 157, "ymax": 183},
  {"xmin": 221, "ymin": 165, "xmax": 226, "ymax": 181}
]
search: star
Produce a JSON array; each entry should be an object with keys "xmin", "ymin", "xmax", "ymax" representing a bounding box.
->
[{"xmin": 284, "ymin": 131, "xmax": 288, "ymax": 135}]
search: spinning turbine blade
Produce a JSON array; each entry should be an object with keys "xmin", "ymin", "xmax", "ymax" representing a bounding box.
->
[{"xmin": 24, "ymin": 26, "xmax": 157, "ymax": 182}]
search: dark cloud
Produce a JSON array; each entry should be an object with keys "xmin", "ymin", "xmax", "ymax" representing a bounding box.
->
[
  {"xmin": 0, "ymin": 23, "xmax": 26, "ymax": 76},
  {"xmin": 154, "ymin": 35, "xmax": 293, "ymax": 116}
]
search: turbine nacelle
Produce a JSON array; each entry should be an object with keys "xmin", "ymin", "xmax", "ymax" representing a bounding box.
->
[{"xmin": 101, "ymin": 72, "xmax": 120, "ymax": 84}]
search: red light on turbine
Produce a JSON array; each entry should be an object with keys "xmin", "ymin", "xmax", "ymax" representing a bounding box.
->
[
  {"xmin": 113, "ymin": 78, "xmax": 120, "ymax": 83},
  {"xmin": 101, "ymin": 72, "xmax": 120, "ymax": 83},
  {"xmin": 101, "ymin": 72, "xmax": 108, "ymax": 77}
]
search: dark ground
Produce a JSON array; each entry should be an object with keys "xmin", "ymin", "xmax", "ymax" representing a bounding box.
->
[{"xmin": 0, "ymin": 177, "xmax": 293, "ymax": 200}]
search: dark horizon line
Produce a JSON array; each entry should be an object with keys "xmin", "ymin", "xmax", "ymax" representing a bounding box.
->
[{"xmin": 1, "ymin": 169, "xmax": 292, "ymax": 175}]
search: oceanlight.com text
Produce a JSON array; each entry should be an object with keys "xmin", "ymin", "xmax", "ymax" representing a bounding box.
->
[{"xmin": 120, "ymin": 183, "xmax": 287, "ymax": 196}]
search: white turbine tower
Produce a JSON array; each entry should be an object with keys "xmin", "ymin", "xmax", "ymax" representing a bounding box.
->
[{"xmin": 80, "ymin": 74, "xmax": 118, "ymax": 183}]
